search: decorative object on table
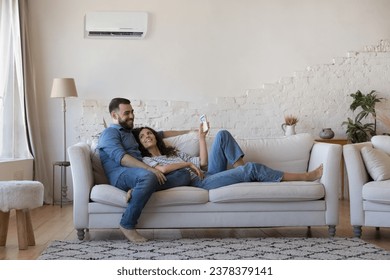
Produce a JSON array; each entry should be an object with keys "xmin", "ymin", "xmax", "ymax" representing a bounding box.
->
[
  {"xmin": 319, "ymin": 128, "xmax": 335, "ymax": 139},
  {"xmin": 50, "ymin": 78, "xmax": 78, "ymax": 205},
  {"xmin": 342, "ymin": 90, "xmax": 384, "ymax": 143},
  {"xmin": 281, "ymin": 114, "xmax": 298, "ymax": 136}
]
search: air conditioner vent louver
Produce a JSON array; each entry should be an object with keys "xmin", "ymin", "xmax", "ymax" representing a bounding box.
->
[
  {"xmin": 85, "ymin": 11, "xmax": 148, "ymax": 39},
  {"xmin": 88, "ymin": 31, "xmax": 144, "ymax": 37}
]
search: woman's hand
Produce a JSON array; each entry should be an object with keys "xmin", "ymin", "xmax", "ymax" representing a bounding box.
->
[
  {"xmin": 148, "ymin": 167, "xmax": 167, "ymax": 185},
  {"xmin": 188, "ymin": 163, "xmax": 205, "ymax": 179},
  {"xmin": 199, "ymin": 123, "xmax": 209, "ymax": 139}
]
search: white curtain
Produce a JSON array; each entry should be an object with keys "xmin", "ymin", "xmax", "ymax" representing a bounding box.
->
[
  {"xmin": 0, "ymin": 0, "xmax": 31, "ymax": 159},
  {"xmin": 1, "ymin": 0, "xmax": 50, "ymax": 202},
  {"xmin": 19, "ymin": 0, "xmax": 50, "ymax": 201}
]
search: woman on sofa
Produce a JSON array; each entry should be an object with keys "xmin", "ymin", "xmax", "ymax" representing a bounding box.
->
[{"xmin": 132, "ymin": 125, "xmax": 323, "ymax": 191}]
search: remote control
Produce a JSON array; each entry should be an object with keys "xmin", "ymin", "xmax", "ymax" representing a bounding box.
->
[{"xmin": 200, "ymin": 114, "xmax": 209, "ymax": 132}]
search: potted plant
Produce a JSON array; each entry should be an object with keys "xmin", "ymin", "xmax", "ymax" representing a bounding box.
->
[
  {"xmin": 282, "ymin": 114, "xmax": 298, "ymax": 136},
  {"xmin": 342, "ymin": 90, "xmax": 384, "ymax": 143}
]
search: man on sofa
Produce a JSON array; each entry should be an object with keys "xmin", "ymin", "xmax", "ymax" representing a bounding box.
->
[{"xmin": 98, "ymin": 97, "xmax": 191, "ymax": 242}]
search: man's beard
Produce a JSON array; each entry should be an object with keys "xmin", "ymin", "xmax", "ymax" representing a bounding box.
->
[{"xmin": 118, "ymin": 118, "xmax": 134, "ymax": 130}]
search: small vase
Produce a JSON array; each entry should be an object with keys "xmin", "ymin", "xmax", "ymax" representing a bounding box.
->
[
  {"xmin": 281, "ymin": 124, "xmax": 296, "ymax": 136},
  {"xmin": 319, "ymin": 128, "xmax": 335, "ymax": 139}
]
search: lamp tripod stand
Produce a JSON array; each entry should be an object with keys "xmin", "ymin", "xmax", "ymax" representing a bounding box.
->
[{"xmin": 51, "ymin": 78, "xmax": 78, "ymax": 207}]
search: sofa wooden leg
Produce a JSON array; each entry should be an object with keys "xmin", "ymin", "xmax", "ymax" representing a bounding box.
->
[
  {"xmin": 0, "ymin": 211, "xmax": 10, "ymax": 246},
  {"xmin": 328, "ymin": 225, "xmax": 336, "ymax": 237},
  {"xmin": 77, "ymin": 229, "xmax": 86, "ymax": 240},
  {"xmin": 353, "ymin": 226, "xmax": 362, "ymax": 238}
]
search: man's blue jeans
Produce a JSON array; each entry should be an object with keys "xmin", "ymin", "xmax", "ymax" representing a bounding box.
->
[{"xmin": 116, "ymin": 168, "xmax": 190, "ymax": 229}]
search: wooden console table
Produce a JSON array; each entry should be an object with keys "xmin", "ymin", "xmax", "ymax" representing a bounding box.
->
[{"xmin": 315, "ymin": 139, "xmax": 348, "ymax": 199}]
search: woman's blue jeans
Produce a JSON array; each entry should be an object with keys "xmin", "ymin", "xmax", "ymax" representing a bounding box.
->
[
  {"xmin": 116, "ymin": 168, "xmax": 191, "ymax": 229},
  {"xmin": 192, "ymin": 162, "xmax": 283, "ymax": 190},
  {"xmin": 207, "ymin": 130, "xmax": 245, "ymax": 174},
  {"xmin": 192, "ymin": 130, "xmax": 283, "ymax": 190}
]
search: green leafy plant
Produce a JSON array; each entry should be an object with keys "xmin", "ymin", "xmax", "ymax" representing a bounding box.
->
[{"xmin": 342, "ymin": 90, "xmax": 383, "ymax": 143}]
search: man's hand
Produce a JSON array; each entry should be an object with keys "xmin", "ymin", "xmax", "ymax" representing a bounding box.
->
[{"xmin": 148, "ymin": 167, "xmax": 167, "ymax": 185}]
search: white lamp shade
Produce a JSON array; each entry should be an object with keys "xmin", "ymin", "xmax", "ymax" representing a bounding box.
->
[{"xmin": 50, "ymin": 78, "xmax": 78, "ymax": 98}]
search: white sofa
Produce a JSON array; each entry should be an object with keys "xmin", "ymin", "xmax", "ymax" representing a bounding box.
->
[
  {"xmin": 68, "ymin": 132, "xmax": 342, "ymax": 240},
  {"xmin": 343, "ymin": 135, "xmax": 390, "ymax": 237}
]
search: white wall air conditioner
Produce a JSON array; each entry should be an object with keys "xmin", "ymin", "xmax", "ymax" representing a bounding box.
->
[{"xmin": 85, "ymin": 11, "xmax": 148, "ymax": 39}]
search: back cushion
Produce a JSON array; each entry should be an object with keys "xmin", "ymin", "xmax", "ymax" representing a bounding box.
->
[
  {"xmin": 164, "ymin": 131, "xmax": 200, "ymax": 156},
  {"xmin": 90, "ymin": 139, "xmax": 110, "ymax": 185},
  {"xmin": 236, "ymin": 133, "xmax": 314, "ymax": 173},
  {"xmin": 371, "ymin": 135, "xmax": 390, "ymax": 154}
]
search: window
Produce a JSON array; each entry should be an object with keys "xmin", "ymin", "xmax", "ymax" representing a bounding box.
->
[{"xmin": 0, "ymin": 0, "xmax": 32, "ymax": 159}]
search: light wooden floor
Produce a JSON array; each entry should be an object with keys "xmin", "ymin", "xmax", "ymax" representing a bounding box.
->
[{"xmin": 1, "ymin": 199, "xmax": 390, "ymax": 260}]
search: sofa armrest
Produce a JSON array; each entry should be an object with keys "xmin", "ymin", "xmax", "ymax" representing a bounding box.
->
[
  {"xmin": 68, "ymin": 143, "xmax": 95, "ymax": 229},
  {"xmin": 343, "ymin": 142, "xmax": 372, "ymax": 226},
  {"xmin": 310, "ymin": 142, "xmax": 342, "ymax": 225}
]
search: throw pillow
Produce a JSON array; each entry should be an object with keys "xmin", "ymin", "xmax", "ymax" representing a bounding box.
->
[
  {"xmin": 163, "ymin": 131, "xmax": 199, "ymax": 157},
  {"xmin": 361, "ymin": 146, "xmax": 390, "ymax": 181},
  {"xmin": 90, "ymin": 139, "xmax": 110, "ymax": 185}
]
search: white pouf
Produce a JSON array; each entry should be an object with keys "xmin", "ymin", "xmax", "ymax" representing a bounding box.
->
[{"xmin": 0, "ymin": 181, "xmax": 44, "ymax": 250}]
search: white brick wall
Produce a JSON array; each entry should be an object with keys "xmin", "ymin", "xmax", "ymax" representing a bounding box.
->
[{"xmin": 75, "ymin": 40, "xmax": 390, "ymax": 141}]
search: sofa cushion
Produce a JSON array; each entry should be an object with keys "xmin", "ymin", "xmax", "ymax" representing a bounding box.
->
[
  {"xmin": 363, "ymin": 181, "xmax": 390, "ymax": 204},
  {"xmin": 90, "ymin": 185, "xmax": 208, "ymax": 208},
  {"xmin": 361, "ymin": 146, "xmax": 390, "ymax": 181},
  {"xmin": 371, "ymin": 135, "xmax": 390, "ymax": 154},
  {"xmin": 209, "ymin": 181, "xmax": 324, "ymax": 203},
  {"xmin": 235, "ymin": 133, "xmax": 314, "ymax": 172},
  {"xmin": 90, "ymin": 184, "xmax": 127, "ymax": 207},
  {"xmin": 164, "ymin": 131, "xmax": 199, "ymax": 157},
  {"xmin": 90, "ymin": 139, "xmax": 110, "ymax": 185}
]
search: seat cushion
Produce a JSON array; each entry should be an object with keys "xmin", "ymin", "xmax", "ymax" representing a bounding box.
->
[
  {"xmin": 362, "ymin": 180, "xmax": 390, "ymax": 204},
  {"xmin": 90, "ymin": 185, "xmax": 208, "ymax": 208},
  {"xmin": 209, "ymin": 181, "xmax": 325, "ymax": 203}
]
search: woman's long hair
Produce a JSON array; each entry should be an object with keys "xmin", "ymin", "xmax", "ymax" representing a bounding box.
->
[{"xmin": 133, "ymin": 127, "xmax": 178, "ymax": 157}]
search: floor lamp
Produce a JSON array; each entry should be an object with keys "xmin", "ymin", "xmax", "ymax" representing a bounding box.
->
[{"xmin": 50, "ymin": 78, "xmax": 78, "ymax": 206}]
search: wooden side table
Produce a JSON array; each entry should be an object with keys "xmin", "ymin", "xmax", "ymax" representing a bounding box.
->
[{"xmin": 315, "ymin": 139, "xmax": 348, "ymax": 199}]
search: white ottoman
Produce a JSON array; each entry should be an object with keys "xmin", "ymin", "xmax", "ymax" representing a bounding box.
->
[{"xmin": 0, "ymin": 181, "xmax": 44, "ymax": 250}]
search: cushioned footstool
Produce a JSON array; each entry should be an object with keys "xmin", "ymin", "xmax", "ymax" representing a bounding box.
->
[{"xmin": 0, "ymin": 181, "xmax": 44, "ymax": 250}]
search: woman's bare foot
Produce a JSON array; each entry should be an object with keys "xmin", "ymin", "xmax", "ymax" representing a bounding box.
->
[
  {"xmin": 307, "ymin": 164, "xmax": 323, "ymax": 181},
  {"xmin": 119, "ymin": 226, "xmax": 147, "ymax": 242},
  {"xmin": 282, "ymin": 164, "xmax": 323, "ymax": 181}
]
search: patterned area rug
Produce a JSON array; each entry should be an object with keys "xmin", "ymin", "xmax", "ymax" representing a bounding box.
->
[{"xmin": 38, "ymin": 237, "xmax": 390, "ymax": 260}]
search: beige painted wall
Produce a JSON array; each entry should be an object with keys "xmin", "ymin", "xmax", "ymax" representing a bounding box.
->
[{"xmin": 26, "ymin": 0, "xmax": 390, "ymax": 201}]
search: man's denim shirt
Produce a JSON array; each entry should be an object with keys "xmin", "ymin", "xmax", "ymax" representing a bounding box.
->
[{"xmin": 98, "ymin": 124, "xmax": 143, "ymax": 186}]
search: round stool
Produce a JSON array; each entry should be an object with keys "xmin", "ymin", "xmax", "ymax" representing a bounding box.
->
[{"xmin": 0, "ymin": 181, "xmax": 44, "ymax": 250}]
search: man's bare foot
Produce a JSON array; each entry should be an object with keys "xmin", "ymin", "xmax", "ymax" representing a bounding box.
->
[
  {"xmin": 119, "ymin": 225, "xmax": 147, "ymax": 242},
  {"xmin": 307, "ymin": 164, "xmax": 323, "ymax": 181},
  {"xmin": 126, "ymin": 189, "xmax": 132, "ymax": 203}
]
